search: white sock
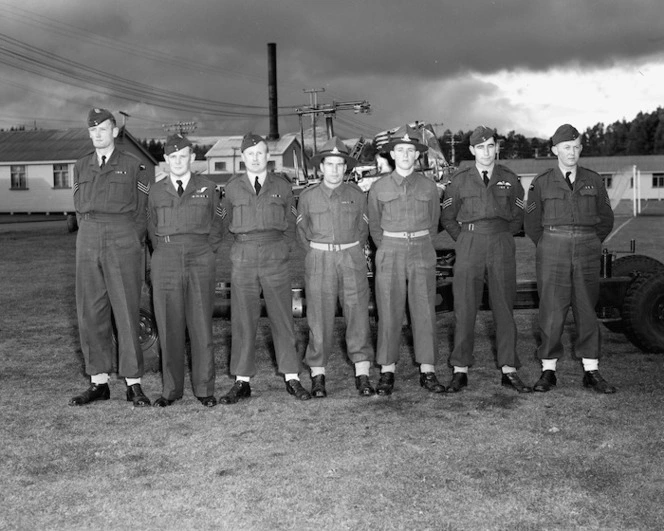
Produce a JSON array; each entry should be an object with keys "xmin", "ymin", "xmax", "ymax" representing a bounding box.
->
[
  {"xmin": 453, "ymin": 366, "xmax": 468, "ymax": 374},
  {"xmin": 542, "ymin": 359, "xmax": 557, "ymax": 371},
  {"xmin": 236, "ymin": 376, "xmax": 250, "ymax": 382},
  {"xmin": 582, "ymin": 358, "xmax": 599, "ymax": 372},
  {"xmin": 381, "ymin": 364, "xmax": 396, "ymax": 373},
  {"xmin": 125, "ymin": 377, "xmax": 141, "ymax": 386},
  {"xmin": 501, "ymin": 366, "xmax": 517, "ymax": 374},
  {"xmin": 285, "ymin": 373, "xmax": 299, "ymax": 381},
  {"xmin": 310, "ymin": 367, "xmax": 325, "ymax": 377},
  {"xmin": 420, "ymin": 363, "xmax": 435, "ymax": 374},
  {"xmin": 355, "ymin": 361, "xmax": 370, "ymax": 376},
  {"xmin": 91, "ymin": 373, "xmax": 109, "ymax": 385}
]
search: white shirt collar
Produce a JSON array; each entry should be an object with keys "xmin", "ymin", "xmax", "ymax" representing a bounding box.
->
[
  {"xmin": 247, "ymin": 171, "xmax": 267, "ymax": 186},
  {"xmin": 171, "ymin": 172, "xmax": 191, "ymax": 191},
  {"xmin": 559, "ymin": 165, "xmax": 576, "ymax": 182}
]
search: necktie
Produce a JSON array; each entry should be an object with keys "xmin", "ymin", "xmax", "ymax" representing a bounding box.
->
[
  {"xmin": 254, "ymin": 176, "xmax": 262, "ymax": 195},
  {"xmin": 482, "ymin": 170, "xmax": 489, "ymax": 187},
  {"xmin": 176, "ymin": 179, "xmax": 184, "ymax": 197},
  {"xmin": 100, "ymin": 155, "xmax": 106, "ymax": 169},
  {"xmin": 565, "ymin": 171, "xmax": 573, "ymax": 190}
]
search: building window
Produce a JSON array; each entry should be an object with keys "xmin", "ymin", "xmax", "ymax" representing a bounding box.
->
[
  {"xmin": 267, "ymin": 161, "xmax": 276, "ymax": 171},
  {"xmin": 10, "ymin": 165, "xmax": 27, "ymax": 189},
  {"xmin": 239, "ymin": 162, "xmax": 246, "ymax": 171},
  {"xmin": 53, "ymin": 164, "xmax": 70, "ymax": 188},
  {"xmin": 653, "ymin": 174, "xmax": 664, "ymax": 188},
  {"xmin": 214, "ymin": 161, "xmax": 227, "ymax": 172},
  {"xmin": 601, "ymin": 174, "xmax": 612, "ymax": 189}
]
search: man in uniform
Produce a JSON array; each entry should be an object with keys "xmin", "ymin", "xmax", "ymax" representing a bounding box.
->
[
  {"xmin": 148, "ymin": 134, "xmax": 224, "ymax": 407},
  {"xmin": 368, "ymin": 125, "xmax": 445, "ymax": 395},
  {"xmin": 296, "ymin": 137, "xmax": 375, "ymax": 398},
  {"xmin": 219, "ymin": 133, "xmax": 310, "ymax": 403},
  {"xmin": 69, "ymin": 108, "xmax": 151, "ymax": 407},
  {"xmin": 524, "ymin": 124, "xmax": 616, "ymax": 393},
  {"xmin": 441, "ymin": 126, "xmax": 530, "ymax": 393}
]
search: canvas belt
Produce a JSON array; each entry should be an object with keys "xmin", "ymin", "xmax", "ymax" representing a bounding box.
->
[
  {"xmin": 310, "ymin": 241, "xmax": 359, "ymax": 251},
  {"xmin": 234, "ymin": 231, "xmax": 283, "ymax": 242},
  {"xmin": 383, "ymin": 229, "xmax": 429, "ymax": 239},
  {"xmin": 461, "ymin": 220, "xmax": 510, "ymax": 234}
]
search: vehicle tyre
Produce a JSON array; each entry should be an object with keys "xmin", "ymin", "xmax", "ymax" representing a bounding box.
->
[
  {"xmin": 602, "ymin": 255, "xmax": 664, "ymax": 333},
  {"xmin": 621, "ymin": 272, "xmax": 664, "ymax": 353}
]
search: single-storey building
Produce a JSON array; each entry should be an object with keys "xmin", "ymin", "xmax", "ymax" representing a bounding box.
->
[
  {"xmin": 0, "ymin": 128, "xmax": 158, "ymax": 214},
  {"xmin": 459, "ymin": 155, "xmax": 664, "ymax": 204},
  {"xmin": 204, "ymin": 133, "xmax": 305, "ymax": 182}
]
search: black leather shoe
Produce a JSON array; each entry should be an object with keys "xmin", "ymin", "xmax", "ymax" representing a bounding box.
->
[
  {"xmin": 583, "ymin": 370, "xmax": 617, "ymax": 394},
  {"xmin": 501, "ymin": 372, "xmax": 533, "ymax": 393},
  {"xmin": 420, "ymin": 372, "xmax": 446, "ymax": 393},
  {"xmin": 219, "ymin": 381, "xmax": 251, "ymax": 405},
  {"xmin": 153, "ymin": 396, "xmax": 177, "ymax": 407},
  {"xmin": 376, "ymin": 372, "xmax": 395, "ymax": 396},
  {"xmin": 447, "ymin": 372, "xmax": 468, "ymax": 393},
  {"xmin": 533, "ymin": 370, "xmax": 557, "ymax": 392},
  {"xmin": 126, "ymin": 384, "xmax": 151, "ymax": 407},
  {"xmin": 355, "ymin": 375, "xmax": 375, "ymax": 396},
  {"xmin": 197, "ymin": 395, "xmax": 217, "ymax": 407},
  {"xmin": 286, "ymin": 379, "xmax": 311, "ymax": 400},
  {"xmin": 69, "ymin": 383, "xmax": 110, "ymax": 406},
  {"xmin": 311, "ymin": 375, "xmax": 327, "ymax": 398}
]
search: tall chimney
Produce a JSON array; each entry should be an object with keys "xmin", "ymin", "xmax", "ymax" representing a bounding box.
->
[{"xmin": 267, "ymin": 43, "xmax": 279, "ymax": 140}]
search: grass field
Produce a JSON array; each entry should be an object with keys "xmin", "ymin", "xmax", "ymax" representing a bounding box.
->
[{"xmin": 1, "ymin": 206, "xmax": 663, "ymax": 530}]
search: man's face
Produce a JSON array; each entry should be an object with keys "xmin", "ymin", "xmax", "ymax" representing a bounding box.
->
[
  {"xmin": 241, "ymin": 142, "xmax": 269, "ymax": 174},
  {"xmin": 390, "ymin": 144, "xmax": 418, "ymax": 173},
  {"xmin": 165, "ymin": 147, "xmax": 195, "ymax": 178},
  {"xmin": 320, "ymin": 156, "xmax": 346, "ymax": 189},
  {"xmin": 552, "ymin": 137, "xmax": 583, "ymax": 169},
  {"xmin": 469, "ymin": 138, "xmax": 496, "ymax": 169},
  {"xmin": 88, "ymin": 120, "xmax": 118, "ymax": 150}
]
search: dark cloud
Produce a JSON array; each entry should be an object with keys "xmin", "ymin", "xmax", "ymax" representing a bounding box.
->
[{"xmin": 1, "ymin": 0, "xmax": 663, "ymax": 138}]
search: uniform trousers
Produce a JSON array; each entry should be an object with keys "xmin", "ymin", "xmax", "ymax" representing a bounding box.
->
[
  {"xmin": 75, "ymin": 217, "xmax": 143, "ymax": 378},
  {"xmin": 230, "ymin": 238, "xmax": 300, "ymax": 376},
  {"xmin": 536, "ymin": 227, "xmax": 601, "ymax": 360},
  {"xmin": 151, "ymin": 236, "xmax": 216, "ymax": 400},
  {"xmin": 450, "ymin": 229, "xmax": 518, "ymax": 368},
  {"xmin": 374, "ymin": 236, "xmax": 438, "ymax": 366},
  {"xmin": 304, "ymin": 245, "xmax": 373, "ymax": 368}
]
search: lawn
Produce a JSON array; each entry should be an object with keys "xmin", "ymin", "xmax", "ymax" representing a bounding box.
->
[{"xmin": 0, "ymin": 206, "xmax": 663, "ymax": 530}]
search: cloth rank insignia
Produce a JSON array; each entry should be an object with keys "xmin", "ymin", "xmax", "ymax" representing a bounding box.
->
[
  {"xmin": 442, "ymin": 197, "xmax": 453, "ymax": 209},
  {"xmin": 515, "ymin": 198, "xmax": 524, "ymax": 209},
  {"xmin": 526, "ymin": 202, "xmax": 536, "ymax": 214},
  {"xmin": 218, "ymin": 206, "xmax": 226, "ymax": 219},
  {"xmin": 137, "ymin": 181, "xmax": 150, "ymax": 195}
]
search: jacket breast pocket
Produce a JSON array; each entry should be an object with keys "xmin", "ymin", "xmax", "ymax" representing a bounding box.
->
[
  {"xmin": 265, "ymin": 195, "xmax": 286, "ymax": 225},
  {"xmin": 77, "ymin": 174, "xmax": 94, "ymax": 206},
  {"xmin": 232, "ymin": 197, "xmax": 252, "ymax": 228},
  {"xmin": 108, "ymin": 175, "xmax": 134, "ymax": 207},
  {"xmin": 308, "ymin": 202, "xmax": 330, "ymax": 229},
  {"xmin": 541, "ymin": 188, "xmax": 568, "ymax": 219},
  {"xmin": 377, "ymin": 191, "xmax": 401, "ymax": 221},
  {"xmin": 459, "ymin": 189, "xmax": 482, "ymax": 218},
  {"xmin": 578, "ymin": 187, "xmax": 598, "ymax": 216}
]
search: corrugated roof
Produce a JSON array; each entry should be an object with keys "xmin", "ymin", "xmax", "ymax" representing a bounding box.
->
[
  {"xmin": 459, "ymin": 155, "xmax": 664, "ymax": 175},
  {"xmin": 205, "ymin": 133, "xmax": 299, "ymax": 158},
  {"xmin": 0, "ymin": 127, "xmax": 159, "ymax": 165}
]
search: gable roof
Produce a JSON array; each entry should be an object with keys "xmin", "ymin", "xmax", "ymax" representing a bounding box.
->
[
  {"xmin": 0, "ymin": 127, "xmax": 158, "ymax": 165},
  {"xmin": 205, "ymin": 133, "xmax": 300, "ymax": 158},
  {"xmin": 459, "ymin": 155, "xmax": 664, "ymax": 175}
]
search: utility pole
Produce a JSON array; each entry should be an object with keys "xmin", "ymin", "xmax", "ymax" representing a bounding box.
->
[{"xmin": 303, "ymin": 88, "xmax": 325, "ymax": 153}]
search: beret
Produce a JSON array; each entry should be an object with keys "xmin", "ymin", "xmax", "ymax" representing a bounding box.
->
[
  {"xmin": 382, "ymin": 125, "xmax": 428, "ymax": 152},
  {"xmin": 469, "ymin": 125, "xmax": 496, "ymax": 146},
  {"xmin": 164, "ymin": 133, "xmax": 192, "ymax": 155},
  {"xmin": 241, "ymin": 132, "xmax": 267, "ymax": 153},
  {"xmin": 87, "ymin": 108, "xmax": 115, "ymax": 127},
  {"xmin": 551, "ymin": 124, "xmax": 580, "ymax": 145},
  {"xmin": 310, "ymin": 136, "xmax": 357, "ymax": 169}
]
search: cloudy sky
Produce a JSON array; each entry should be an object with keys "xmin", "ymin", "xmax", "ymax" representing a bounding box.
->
[{"xmin": 1, "ymin": 0, "xmax": 663, "ymax": 144}]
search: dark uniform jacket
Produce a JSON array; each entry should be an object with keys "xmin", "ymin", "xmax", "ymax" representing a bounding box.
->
[
  {"xmin": 147, "ymin": 173, "xmax": 224, "ymax": 252},
  {"xmin": 367, "ymin": 170, "xmax": 440, "ymax": 247},
  {"xmin": 442, "ymin": 164, "xmax": 524, "ymax": 240},
  {"xmin": 221, "ymin": 172, "xmax": 296, "ymax": 246},
  {"xmin": 73, "ymin": 149, "xmax": 149, "ymax": 237},
  {"xmin": 296, "ymin": 181, "xmax": 369, "ymax": 249},
  {"xmin": 524, "ymin": 166, "xmax": 614, "ymax": 244}
]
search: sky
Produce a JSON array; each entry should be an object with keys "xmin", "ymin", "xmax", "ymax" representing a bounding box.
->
[{"xmin": 0, "ymin": 0, "xmax": 663, "ymax": 146}]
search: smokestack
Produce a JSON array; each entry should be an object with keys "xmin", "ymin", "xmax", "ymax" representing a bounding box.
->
[{"xmin": 267, "ymin": 42, "xmax": 279, "ymax": 140}]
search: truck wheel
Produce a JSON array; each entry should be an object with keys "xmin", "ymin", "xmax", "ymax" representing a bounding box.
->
[
  {"xmin": 602, "ymin": 255, "xmax": 664, "ymax": 333},
  {"xmin": 66, "ymin": 214, "xmax": 78, "ymax": 233},
  {"xmin": 621, "ymin": 272, "xmax": 664, "ymax": 353}
]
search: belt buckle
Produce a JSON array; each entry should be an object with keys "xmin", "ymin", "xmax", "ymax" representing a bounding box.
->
[{"xmin": 468, "ymin": 223, "xmax": 475, "ymax": 232}]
